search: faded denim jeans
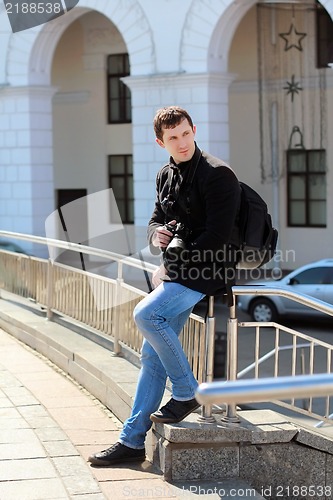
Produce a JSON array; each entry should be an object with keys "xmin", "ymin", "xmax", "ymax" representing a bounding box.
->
[{"xmin": 118, "ymin": 282, "xmax": 205, "ymax": 449}]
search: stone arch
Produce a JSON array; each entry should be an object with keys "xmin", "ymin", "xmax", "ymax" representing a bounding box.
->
[
  {"xmin": 6, "ymin": 0, "xmax": 155, "ymax": 86},
  {"xmin": 180, "ymin": 0, "xmax": 333, "ymax": 73},
  {"xmin": 180, "ymin": 0, "xmax": 255, "ymax": 73},
  {"xmin": 321, "ymin": 0, "xmax": 333, "ymax": 19}
]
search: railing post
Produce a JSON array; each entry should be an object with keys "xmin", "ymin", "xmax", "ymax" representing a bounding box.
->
[
  {"xmin": 223, "ymin": 298, "xmax": 240, "ymax": 423},
  {"xmin": 46, "ymin": 259, "xmax": 54, "ymax": 320},
  {"xmin": 198, "ymin": 296, "xmax": 216, "ymax": 423},
  {"xmin": 113, "ymin": 261, "xmax": 123, "ymax": 355}
]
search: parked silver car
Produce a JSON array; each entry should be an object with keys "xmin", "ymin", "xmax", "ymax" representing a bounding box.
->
[{"xmin": 237, "ymin": 259, "xmax": 333, "ymax": 322}]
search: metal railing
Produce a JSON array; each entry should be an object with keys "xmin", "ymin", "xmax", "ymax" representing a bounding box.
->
[
  {"xmin": 196, "ymin": 373, "xmax": 333, "ymax": 406},
  {"xmin": 2, "ymin": 231, "xmax": 333, "ymax": 425},
  {"xmin": 0, "ymin": 231, "xmax": 207, "ymax": 385},
  {"xmin": 224, "ymin": 286, "xmax": 333, "ymax": 424}
]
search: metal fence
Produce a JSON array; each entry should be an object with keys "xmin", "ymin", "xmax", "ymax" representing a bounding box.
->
[
  {"xmin": 225, "ymin": 286, "xmax": 333, "ymax": 425},
  {"xmin": 1, "ymin": 231, "xmax": 333, "ymax": 425},
  {"xmin": 0, "ymin": 232, "xmax": 207, "ymax": 384}
]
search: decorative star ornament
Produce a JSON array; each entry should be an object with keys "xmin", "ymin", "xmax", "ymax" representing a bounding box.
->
[
  {"xmin": 283, "ymin": 75, "xmax": 303, "ymax": 102},
  {"xmin": 279, "ymin": 23, "xmax": 307, "ymax": 51}
]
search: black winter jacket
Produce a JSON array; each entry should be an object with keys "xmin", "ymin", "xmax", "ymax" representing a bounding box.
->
[{"xmin": 148, "ymin": 145, "xmax": 241, "ymax": 296}]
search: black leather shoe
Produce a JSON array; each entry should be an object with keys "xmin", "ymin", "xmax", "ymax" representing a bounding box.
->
[
  {"xmin": 88, "ymin": 442, "xmax": 145, "ymax": 466},
  {"xmin": 150, "ymin": 397, "xmax": 200, "ymax": 424}
]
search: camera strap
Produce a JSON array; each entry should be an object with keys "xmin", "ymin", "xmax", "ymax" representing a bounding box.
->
[
  {"xmin": 166, "ymin": 150, "xmax": 202, "ymax": 220},
  {"xmin": 183, "ymin": 151, "xmax": 202, "ymax": 215}
]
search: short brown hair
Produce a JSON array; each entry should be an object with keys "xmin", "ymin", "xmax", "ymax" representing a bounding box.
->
[{"xmin": 153, "ymin": 106, "xmax": 194, "ymax": 141}]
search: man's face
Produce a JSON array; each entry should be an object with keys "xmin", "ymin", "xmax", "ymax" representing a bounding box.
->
[{"xmin": 156, "ymin": 118, "xmax": 196, "ymax": 164}]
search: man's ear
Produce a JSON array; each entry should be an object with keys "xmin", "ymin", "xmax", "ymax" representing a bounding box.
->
[
  {"xmin": 193, "ymin": 124, "xmax": 197, "ymax": 136},
  {"xmin": 156, "ymin": 138, "xmax": 165, "ymax": 149}
]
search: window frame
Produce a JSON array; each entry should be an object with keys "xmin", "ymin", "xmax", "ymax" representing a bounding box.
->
[
  {"xmin": 287, "ymin": 149, "xmax": 326, "ymax": 228},
  {"xmin": 107, "ymin": 53, "xmax": 131, "ymax": 124},
  {"xmin": 108, "ymin": 154, "xmax": 134, "ymax": 224},
  {"xmin": 316, "ymin": 1, "xmax": 333, "ymax": 68},
  {"xmin": 292, "ymin": 267, "xmax": 333, "ymax": 285}
]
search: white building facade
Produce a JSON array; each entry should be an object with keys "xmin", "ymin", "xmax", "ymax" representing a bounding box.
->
[{"xmin": 0, "ymin": 0, "xmax": 332, "ymax": 268}]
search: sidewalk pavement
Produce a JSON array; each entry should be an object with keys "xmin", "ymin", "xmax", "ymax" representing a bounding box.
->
[
  {"xmin": 0, "ymin": 328, "xmax": 175, "ymax": 500},
  {"xmin": 0, "ymin": 328, "xmax": 263, "ymax": 500}
]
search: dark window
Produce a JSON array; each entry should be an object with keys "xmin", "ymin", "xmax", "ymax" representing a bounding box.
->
[
  {"xmin": 56, "ymin": 189, "xmax": 88, "ymax": 268},
  {"xmin": 57, "ymin": 189, "xmax": 87, "ymax": 209},
  {"xmin": 292, "ymin": 267, "xmax": 333, "ymax": 285},
  {"xmin": 108, "ymin": 155, "xmax": 134, "ymax": 224},
  {"xmin": 107, "ymin": 54, "xmax": 131, "ymax": 123},
  {"xmin": 287, "ymin": 149, "xmax": 326, "ymax": 227},
  {"xmin": 316, "ymin": 1, "xmax": 333, "ymax": 68}
]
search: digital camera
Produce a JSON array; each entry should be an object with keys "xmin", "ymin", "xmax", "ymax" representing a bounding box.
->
[{"xmin": 164, "ymin": 222, "xmax": 190, "ymax": 262}]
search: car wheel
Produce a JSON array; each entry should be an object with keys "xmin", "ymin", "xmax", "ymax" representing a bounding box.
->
[{"xmin": 249, "ymin": 298, "xmax": 278, "ymax": 322}]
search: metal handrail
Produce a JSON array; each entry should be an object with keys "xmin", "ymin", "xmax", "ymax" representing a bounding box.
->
[
  {"xmin": 233, "ymin": 285, "xmax": 333, "ymax": 317},
  {"xmin": 222, "ymin": 286, "xmax": 333, "ymax": 423},
  {"xmin": 0, "ymin": 230, "xmax": 157, "ymax": 273},
  {"xmin": 196, "ymin": 373, "xmax": 333, "ymax": 406}
]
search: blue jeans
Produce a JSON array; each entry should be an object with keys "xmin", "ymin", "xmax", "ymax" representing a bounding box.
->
[{"xmin": 118, "ymin": 282, "xmax": 205, "ymax": 449}]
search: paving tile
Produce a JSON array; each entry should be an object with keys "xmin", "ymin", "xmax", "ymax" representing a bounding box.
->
[
  {"xmin": 15, "ymin": 369, "xmax": 60, "ymax": 381},
  {"xmin": 65, "ymin": 429, "xmax": 120, "ymax": 446},
  {"xmin": 34, "ymin": 427, "xmax": 69, "ymax": 442},
  {"xmin": 37, "ymin": 395, "xmax": 96, "ymax": 408},
  {"xmin": 50, "ymin": 413, "xmax": 118, "ymax": 432},
  {"xmin": 61, "ymin": 474, "xmax": 102, "ymax": 495},
  {"xmin": 18, "ymin": 404, "xmax": 49, "ymax": 418},
  {"xmin": 0, "ymin": 407, "xmax": 22, "ymax": 419},
  {"xmin": 0, "ymin": 478, "xmax": 69, "ymax": 500},
  {"xmin": 2, "ymin": 386, "xmax": 40, "ymax": 406},
  {"xmin": 0, "ymin": 428, "xmax": 41, "ymax": 444},
  {"xmin": 89, "ymin": 460, "xmax": 163, "ymax": 482},
  {"xmin": 0, "ymin": 457, "xmax": 57, "ymax": 481},
  {"xmin": 21, "ymin": 378, "xmax": 81, "ymax": 397},
  {"xmin": 2, "ymin": 385, "xmax": 39, "ymax": 398},
  {"xmin": 0, "ymin": 371, "xmax": 22, "ymax": 388},
  {"xmin": 0, "ymin": 441, "xmax": 47, "ymax": 460},
  {"xmin": 52, "ymin": 455, "xmax": 94, "ymax": 477},
  {"xmin": 0, "ymin": 398, "xmax": 14, "ymax": 408},
  {"xmin": 43, "ymin": 440, "xmax": 80, "ymax": 458},
  {"xmin": 21, "ymin": 415, "xmax": 59, "ymax": 429},
  {"xmin": 0, "ymin": 417, "xmax": 29, "ymax": 429},
  {"xmin": 100, "ymin": 478, "xmax": 177, "ymax": 499},
  {"xmin": 69, "ymin": 494, "xmax": 106, "ymax": 500}
]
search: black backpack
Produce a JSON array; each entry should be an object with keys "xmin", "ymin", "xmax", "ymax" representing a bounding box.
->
[
  {"xmin": 233, "ymin": 182, "xmax": 278, "ymax": 270},
  {"xmin": 223, "ymin": 182, "xmax": 278, "ymax": 306}
]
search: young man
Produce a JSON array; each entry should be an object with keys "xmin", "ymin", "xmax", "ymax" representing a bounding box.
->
[{"xmin": 88, "ymin": 106, "xmax": 240, "ymax": 467}]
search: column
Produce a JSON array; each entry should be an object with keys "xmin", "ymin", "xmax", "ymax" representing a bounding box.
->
[{"xmin": 0, "ymin": 85, "xmax": 56, "ymax": 252}]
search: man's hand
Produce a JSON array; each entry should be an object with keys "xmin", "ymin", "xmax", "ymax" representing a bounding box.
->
[
  {"xmin": 152, "ymin": 220, "xmax": 177, "ymax": 248},
  {"xmin": 152, "ymin": 264, "xmax": 170, "ymax": 288}
]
